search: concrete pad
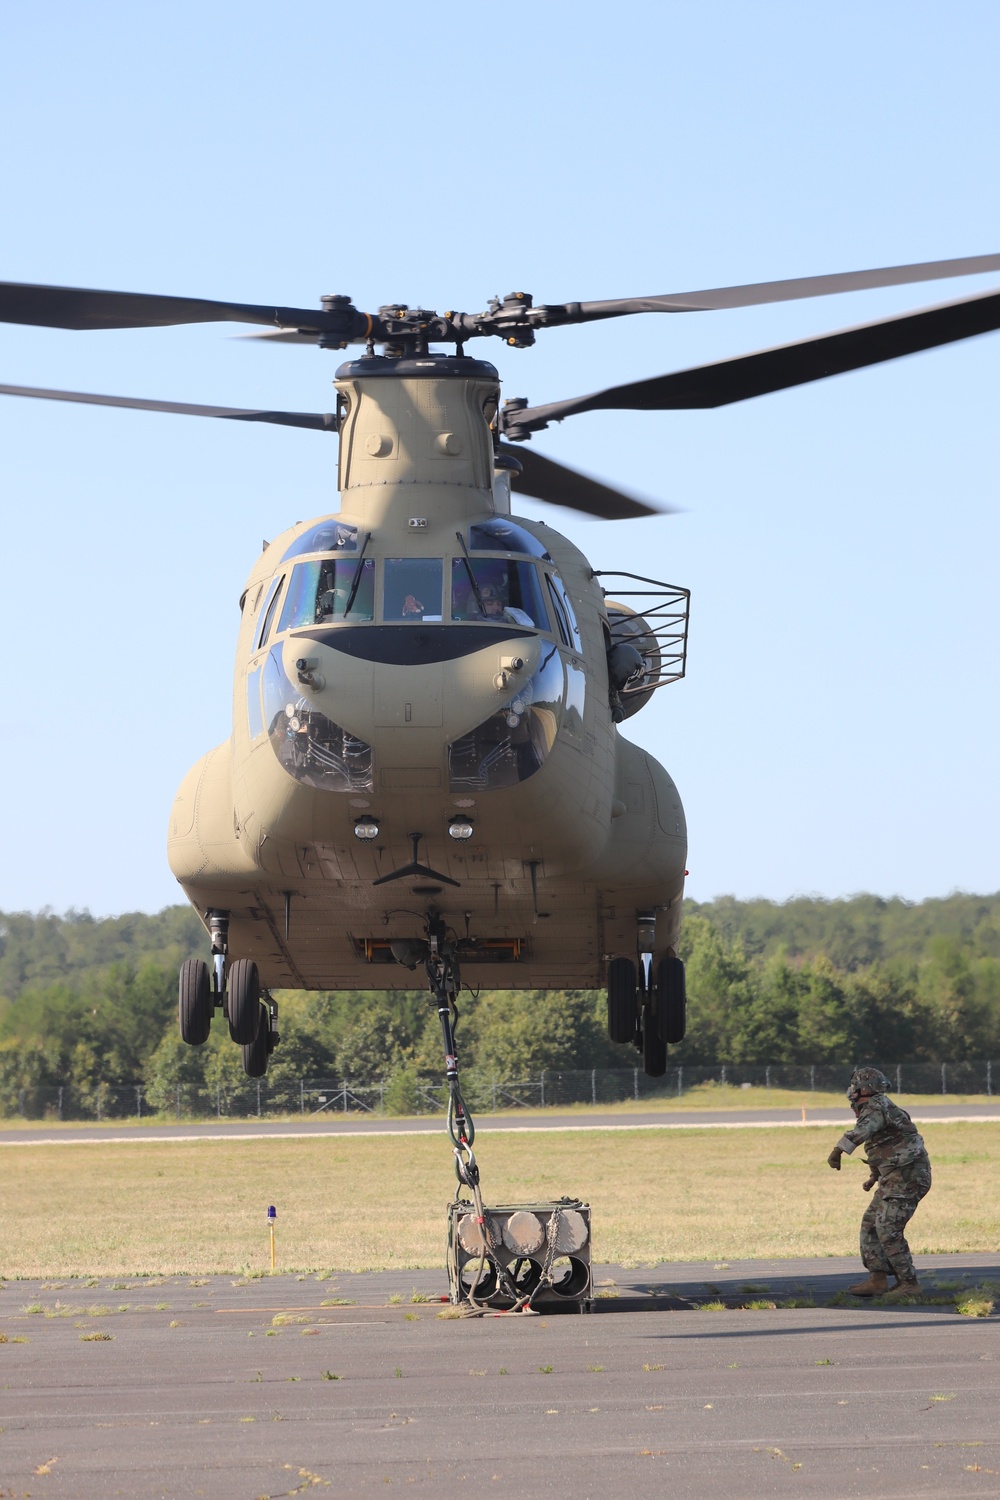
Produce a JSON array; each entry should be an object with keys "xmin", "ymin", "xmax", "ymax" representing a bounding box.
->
[{"xmin": 2, "ymin": 1255, "xmax": 997, "ymax": 1498}]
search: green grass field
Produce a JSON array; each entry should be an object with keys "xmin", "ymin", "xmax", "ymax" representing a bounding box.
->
[{"xmin": 3, "ymin": 1121, "xmax": 997, "ymax": 1277}]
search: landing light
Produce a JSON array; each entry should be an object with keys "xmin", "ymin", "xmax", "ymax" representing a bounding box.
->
[
  {"xmin": 448, "ymin": 818, "xmax": 475, "ymax": 841},
  {"xmin": 354, "ymin": 816, "xmax": 380, "ymax": 841}
]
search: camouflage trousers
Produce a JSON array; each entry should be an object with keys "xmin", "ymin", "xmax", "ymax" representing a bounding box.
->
[{"xmin": 860, "ymin": 1157, "xmax": 932, "ymax": 1282}]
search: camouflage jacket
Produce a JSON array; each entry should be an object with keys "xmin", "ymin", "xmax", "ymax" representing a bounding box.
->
[{"xmin": 835, "ymin": 1094, "xmax": 929, "ymax": 1172}]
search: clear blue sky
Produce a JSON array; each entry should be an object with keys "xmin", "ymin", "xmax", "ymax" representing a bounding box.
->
[{"xmin": 1, "ymin": 0, "xmax": 998, "ymax": 915}]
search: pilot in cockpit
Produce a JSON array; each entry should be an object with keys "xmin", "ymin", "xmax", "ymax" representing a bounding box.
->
[
  {"xmin": 315, "ymin": 559, "xmax": 375, "ymax": 622},
  {"xmin": 477, "ymin": 583, "xmax": 534, "ymax": 628},
  {"xmin": 316, "ymin": 569, "xmax": 340, "ymax": 619}
]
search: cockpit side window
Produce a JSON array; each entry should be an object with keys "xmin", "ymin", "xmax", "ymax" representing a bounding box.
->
[
  {"xmin": 545, "ymin": 575, "xmax": 571, "ymax": 646},
  {"xmin": 277, "ymin": 563, "xmax": 320, "ymax": 633},
  {"xmin": 452, "ymin": 559, "xmax": 548, "ymax": 628},
  {"xmin": 277, "ymin": 559, "xmax": 375, "ymax": 632},
  {"xmin": 545, "ymin": 573, "xmax": 582, "ymax": 652},
  {"xmin": 256, "ymin": 576, "xmax": 285, "ymax": 650}
]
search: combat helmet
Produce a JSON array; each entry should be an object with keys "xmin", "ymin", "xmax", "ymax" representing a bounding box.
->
[{"xmin": 847, "ymin": 1065, "xmax": 891, "ymax": 1106}]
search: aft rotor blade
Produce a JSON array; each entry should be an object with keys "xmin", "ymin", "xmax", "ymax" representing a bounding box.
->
[
  {"xmin": 505, "ymin": 286, "xmax": 1000, "ymax": 433},
  {"xmin": 500, "ymin": 443, "xmax": 665, "ymax": 520},
  {"xmin": 0, "ymin": 280, "xmax": 356, "ymax": 334},
  {"xmin": 548, "ymin": 251, "xmax": 1000, "ymax": 324},
  {"xmin": 0, "ymin": 382, "xmax": 336, "ymax": 429}
]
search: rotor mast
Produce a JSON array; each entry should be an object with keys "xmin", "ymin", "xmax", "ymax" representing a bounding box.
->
[{"xmin": 334, "ymin": 354, "xmax": 501, "ymax": 527}]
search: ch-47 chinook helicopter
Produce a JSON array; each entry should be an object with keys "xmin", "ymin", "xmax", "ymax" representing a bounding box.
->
[{"xmin": 2, "ymin": 251, "xmax": 1000, "ymax": 1104}]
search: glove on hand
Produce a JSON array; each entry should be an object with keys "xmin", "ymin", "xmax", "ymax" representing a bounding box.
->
[
  {"xmin": 862, "ymin": 1175, "xmax": 877, "ymax": 1192},
  {"xmin": 827, "ymin": 1147, "xmax": 843, "ymax": 1170}
]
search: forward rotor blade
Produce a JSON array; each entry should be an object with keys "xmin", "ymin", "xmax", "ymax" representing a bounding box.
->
[
  {"xmin": 499, "ymin": 443, "xmax": 665, "ymax": 520},
  {"xmin": 0, "ymin": 280, "xmax": 347, "ymax": 333},
  {"xmin": 237, "ymin": 328, "xmax": 324, "ymax": 345},
  {"xmin": 505, "ymin": 286, "xmax": 1000, "ymax": 434},
  {"xmin": 550, "ymin": 251, "xmax": 1000, "ymax": 324},
  {"xmin": 0, "ymin": 382, "xmax": 336, "ymax": 429}
]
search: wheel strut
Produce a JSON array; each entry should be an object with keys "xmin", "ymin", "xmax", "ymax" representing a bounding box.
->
[
  {"xmin": 636, "ymin": 908, "xmax": 656, "ymax": 995},
  {"xmin": 207, "ymin": 909, "xmax": 229, "ymax": 1009},
  {"xmin": 636, "ymin": 908, "xmax": 667, "ymax": 1076}
]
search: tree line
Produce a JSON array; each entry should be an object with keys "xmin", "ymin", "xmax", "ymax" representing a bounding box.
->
[{"xmin": 1, "ymin": 893, "xmax": 998, "ymax": 1113}]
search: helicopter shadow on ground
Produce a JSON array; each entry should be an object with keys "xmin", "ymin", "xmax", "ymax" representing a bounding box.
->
[
  {"xmin": 643, "ymin": 1316, "xmax": 979, "ymax": 1345},
  {"xmin": 592, "ymin": 1257, "xmax": 1000, "ymax": 1315}
]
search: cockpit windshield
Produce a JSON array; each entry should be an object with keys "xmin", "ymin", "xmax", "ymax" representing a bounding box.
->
[
  {"xmin": 383, "ymin": 559, "xmax": 444, "ymax": 621},
  {"xmin": 263, "ymin": 554, "xmax": 555, "ymax": 635},
  {"xmin": 451, "ymin": 559, "xmax": 548, "ymax": 628},
  {"xmin": 276, "ymin": 558, "xmax": 375, "ymax": 631}
]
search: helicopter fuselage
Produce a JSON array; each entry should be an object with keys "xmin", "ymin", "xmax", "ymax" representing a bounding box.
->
[{"xmin": 167, "ymin": 355, "xmax": 687, "ymax": 990}]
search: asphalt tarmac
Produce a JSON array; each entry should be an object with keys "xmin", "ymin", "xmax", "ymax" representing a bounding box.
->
[
  {"xmin": 3, "ymin": 1102, "xmax": 999, "ymax": 1144},
  {"xmin": 3, "ymin": 1254, "xmax": 998, "ymax": 1498}
]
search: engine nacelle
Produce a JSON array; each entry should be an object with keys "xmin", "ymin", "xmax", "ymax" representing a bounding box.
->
[{"xmin": 604, "ymin": 601, "xmax": 661, "ymax": 719}]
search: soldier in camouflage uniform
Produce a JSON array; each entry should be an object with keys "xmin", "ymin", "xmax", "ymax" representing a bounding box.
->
[{"xmin": 826, "ymin": 1065, "xmax": 931, "ymax": 1302}]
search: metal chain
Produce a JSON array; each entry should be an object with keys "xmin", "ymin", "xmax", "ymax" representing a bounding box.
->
[
  {"xmin": 451, "ymin": 1149, "xmax": 531, "ymax": 1315},
  {"xmin": 528, "ymin": 1207, "xmax": 563, "ymax": 1306}
]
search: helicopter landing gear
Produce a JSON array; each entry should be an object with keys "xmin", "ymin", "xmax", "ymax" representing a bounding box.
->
[
  {"xmin": 638, "ymin": 972, "xmax": 668, "ymax": 1078},
  {"xmin": 241, "ymin": 993, "xmax": 279, "ymax": 1078},
  {"xmin": 607, "ymin": 957, "xmax": 638, "ymax": 1043},
  {"xmin": 179, "ymin": 909, "xmax": 281, "ymax": 1066},
  {"xmin": 227, "ymin": 958, "xmax": 262, "ymax": 1044},
  {"xmin": 641, "ymin": 999, "xmax": 668, "ymax": 1077},
  {"xmin": 657, "ymin": 954, "xmax": 687, "ymax": 1045},
  {"xmin": 178, "ymin": 909, "xmax": 228, "ymax": 1047},
  {"xmin": 178, "ymin": 958, "xmax": 212, "ymax": 1045},
  {"xmin": 636, "ymin": 910, "xmax": 667, "ymax": 1078},
  {"xmin": 208, "ymin": 909, "xmax": 229, "ymax": 1006}
]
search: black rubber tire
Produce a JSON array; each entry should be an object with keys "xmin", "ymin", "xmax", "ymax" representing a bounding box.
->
[
  {"xmin": 178, "ymin": 958, "xmax": 212, "ymax": 1046},
  {"xmin": 228, "ymin": 958, "xmax": 261, "ymax": 1044},
  {"xmin": 241, "ymin": 1002, "xmax": 270, "ymax": 1078},
  {"xmin": 607, "ymin": 957, "xmax": 638, "ymax": 1044},
  {"xmin": 658, "ymin": 956, "xmax": 687, "ymax": 1044},
  {"xmin": 642, "ymin": 1011, "xmax": 667, "ymax": 1077}
]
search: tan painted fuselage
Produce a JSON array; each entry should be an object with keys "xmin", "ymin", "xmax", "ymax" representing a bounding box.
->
[{"xmin": 167, "ymin": 356, "xmax": 687, "ymax": 989}]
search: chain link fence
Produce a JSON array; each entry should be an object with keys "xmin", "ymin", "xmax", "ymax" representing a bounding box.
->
[{"xmin": 4, "ymin": 1059, "xmax": 997, "ymax": 1121}]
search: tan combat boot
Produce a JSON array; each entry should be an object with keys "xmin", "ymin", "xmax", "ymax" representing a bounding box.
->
[
  {"xmin": 848, "ymin": 1271, "xmax": 889, "ymax": 1297},
  {"xmin": 882, "ymin": 1279, "xmax": 920, "ymax": 1302}
]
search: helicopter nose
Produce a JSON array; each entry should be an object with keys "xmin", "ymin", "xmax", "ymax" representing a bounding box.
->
[
  {"xmin": 280, "ymin": 628, "xmax": 543, "ymax": 748},
  {"xmin": 297, "ymin": 622, "xmax": 536, "ymax": 667}
]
